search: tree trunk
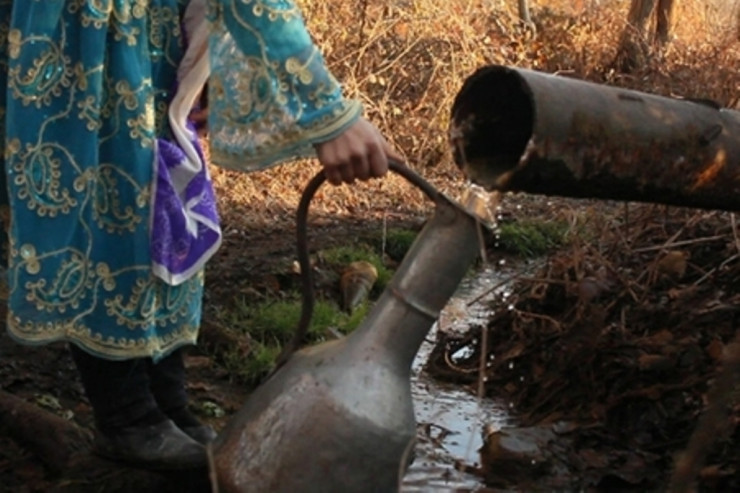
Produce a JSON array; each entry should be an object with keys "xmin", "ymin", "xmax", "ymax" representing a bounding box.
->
[
  {"xmin": 518, "ymin": 0, "xmax": 532, "ymax": 24},
  {"xmin": 517, "ymin": 0, "xmax": 536, "ymax": 34},
  {"xmin": 0, "ymin": 389, "xmax": 91, "ymax": 473},
  {"xmin": 626, "ymin": 0, "xmax": 657, "ymax": 31},
  {"xmin": 613, "ymin": 0, "xmax": 657, "ymax": 72},
  {"xmin": 655, "ymin": 0, "xmax": 675, "ymax": 45}
]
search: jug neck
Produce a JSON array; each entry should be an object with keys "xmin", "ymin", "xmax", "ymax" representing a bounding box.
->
[{"xmin": 354, "ymin": 196, "xmax": 483, "ymax": 370}]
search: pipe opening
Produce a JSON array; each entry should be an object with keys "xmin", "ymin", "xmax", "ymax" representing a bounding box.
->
[{"xmin": 450, "ymin": 66, "xmax": 535, "ymax": 173}]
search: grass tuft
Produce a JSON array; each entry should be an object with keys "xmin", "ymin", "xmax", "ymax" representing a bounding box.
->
[
  {"xmin": 497, "ymin": 219, "xmax": 570, "ymax": 258},
  {"xmin": 222, "ymin": 297, "xmax": 369, "ymax": 383}
]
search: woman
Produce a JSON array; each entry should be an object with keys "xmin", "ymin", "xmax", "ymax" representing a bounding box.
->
[{"xmin": 0, "ymin": 0, "xmax": 400, "ymax": 469}]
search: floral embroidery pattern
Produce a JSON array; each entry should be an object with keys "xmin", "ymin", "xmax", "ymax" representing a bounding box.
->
[
  {"xmin": 0, "ymin": 1, "xmax": 202, "ymax": 361},
  {"xmin": 0, "ymin": 0, "xmax": 359, "ymax": 360},
  {"xmin": 208, "ymin": 0, "xmax": 362, "ymax": 171}
]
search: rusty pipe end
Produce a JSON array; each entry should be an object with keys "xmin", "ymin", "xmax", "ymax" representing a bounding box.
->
[{"xmin": 449, "ymin": 65, "xmax": 535, "ymax": 190}]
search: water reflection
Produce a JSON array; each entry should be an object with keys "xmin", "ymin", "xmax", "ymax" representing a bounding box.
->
[{"xmin": 403, "ymin": 266, "xmax": 513, "ymax": 491}]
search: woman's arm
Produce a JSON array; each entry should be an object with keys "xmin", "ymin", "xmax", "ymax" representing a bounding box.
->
[{"xmin": 207, "ymin": 0, "xmax": 400, "ymax": 182}]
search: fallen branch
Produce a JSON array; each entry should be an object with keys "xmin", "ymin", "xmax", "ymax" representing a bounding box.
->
[
  {"xmin": 0, "ymin": 390, "xmax": 211, "ymax": 492},
  {"xmin": 668, "ymin": 331, "xmax": 740, "ymax": 493},
  {"xmin": 0, "ymin": 389, "xmax": 91, "ymax": 473}
]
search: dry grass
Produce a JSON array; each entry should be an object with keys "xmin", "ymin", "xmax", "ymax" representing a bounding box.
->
[
  {"xmin": 202, "ymin": 3, "xmax": 739, "ymax": 483},
  {"xmin": 209, "ymin": 0, "xmax": 739, "ymax": 232}
]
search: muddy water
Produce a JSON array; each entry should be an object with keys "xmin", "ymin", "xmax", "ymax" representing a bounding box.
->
[{"xmin": 402, "ymin": 266, "xmax": 514, "ymax": 492}]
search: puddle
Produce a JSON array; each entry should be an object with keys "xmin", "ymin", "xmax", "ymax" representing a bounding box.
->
[{"xmin": 402, "ymin": 266, "xmax": 514, "ymax": 491}]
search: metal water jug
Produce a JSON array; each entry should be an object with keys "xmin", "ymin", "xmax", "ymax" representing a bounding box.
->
[{"xmin": 212, "ymin": 163, "xmax": 485, "ymax": 492}]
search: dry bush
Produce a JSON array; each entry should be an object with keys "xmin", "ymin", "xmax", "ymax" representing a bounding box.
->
[{"xmin": 210, "ymin": 0, "xmax": 739, "ymax": 231}]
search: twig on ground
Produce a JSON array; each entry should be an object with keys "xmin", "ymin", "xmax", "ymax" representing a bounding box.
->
[{"xmin": 668, "ymin": 331, "xmax": 740, "ymax": 493}]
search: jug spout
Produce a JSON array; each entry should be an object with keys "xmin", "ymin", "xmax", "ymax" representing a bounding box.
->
[
  {"xmin": 353, "ymin": 194, "xmax": 484, "ymax": 371},
  {"xmin": 213, "ymin": 176, "xmax": 485, "ymax": 492}
]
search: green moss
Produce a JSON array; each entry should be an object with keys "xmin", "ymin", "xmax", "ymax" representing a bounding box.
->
[
  {"xmin": 497, "ymin": 219, "xmax": 569, "ymax": 258},
  {"xmin": 382, "ymin": 228, "xmax": 418, "ymax": 262},
  {"xmin": 221, "ymin": 296, "xmax": 369, "ymax": 383},
  {"xmin": 223, "ymin": 343, "xmax": 282, "ymax": 384},
  {"xmin": 214, "ymin": 239, "xmax": 405, "ymax": 385}
]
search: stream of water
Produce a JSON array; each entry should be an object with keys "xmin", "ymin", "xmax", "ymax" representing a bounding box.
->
[{"xmin": 402, "ymin": 266, "xmax": 514, "ymax": 492}]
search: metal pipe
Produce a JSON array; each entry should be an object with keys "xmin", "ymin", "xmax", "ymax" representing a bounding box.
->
[{"xmin": 449, "ymin": 65, "xmax": 740, "ymax": 211}]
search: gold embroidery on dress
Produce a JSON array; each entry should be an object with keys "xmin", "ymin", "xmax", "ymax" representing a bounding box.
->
[
  {"xmin": 148, "ymin": 4, "xmax": 182, "ymax": 66},
  {"xmin": 3, "ymin": 1, "xmax": 198, "ymax": 358},
  {"xmin": 96, "ymin": 262, "xmax": 117, "ymax": 291},
  {"xmin": 91, "ymin": 165, "xmax": 146, "ymax": 234},
  {"xmin": 18, "ymin": 244, "xmax": 40, "ymax": 275},
  {"xmin": 8, "ymin": 309, "xmax": 200, "ymax": 359},
  {"xmin": 102, "ymin": 78, "xmax": 156, "ymax": 147},
  {"xmin": 78, "ymin": 95, "xmax": 103, "ymax": 131},
  {"xmin": 11, "ymin": 141, "xmax": 79, "ymax": 217},
  {"xmin": 26, "ymin": 251, "xmax": 93, "ymax": 313},
  {"xmin": 105, "ymin": 273, "xmax": 200, "ymax": 329},
  {"xmin": 6, "ymin": 30, "xmax": 74, "ymax": 108},
  {"xmin": 235, "ymin": 0, "xmax": 300, "ymax": 23},
  {"xmin": 285, "ymin": 55, "xmax": 315, "ymax": 85},
  {"xmin": 208, "ymin": 2, "xmax": 363, "ymax": 171}
]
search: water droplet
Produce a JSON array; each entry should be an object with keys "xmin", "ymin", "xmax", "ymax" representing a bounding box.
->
[
  {"xmin": 508, "ymin": 361, "xmax": 515, "ymax": 370},
  {"xmin": 498, "ymin": 259, "xmax": 506, "ymax": 266}
]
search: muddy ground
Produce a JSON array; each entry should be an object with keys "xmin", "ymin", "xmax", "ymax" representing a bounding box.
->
[
  {"xmin": 1, "ymin": 191, "xmax": 739, "ymax": 492},
  {"xmin": 428, "ymin": 202, "xmax": 740, "ymax": 492},
  {"xmin": 0, "ymin": 211, "xmax": 428, "ymax": 492}
]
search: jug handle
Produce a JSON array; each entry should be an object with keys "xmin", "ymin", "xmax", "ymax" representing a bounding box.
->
[{"xmin": 272, "ymin": 159, "xmax": 445, "ymax": 370}]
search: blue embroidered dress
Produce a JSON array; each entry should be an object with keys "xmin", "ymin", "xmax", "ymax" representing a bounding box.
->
[{"xmin": 0, "ymin": 0, "xmax": 361, "ymax": 361}]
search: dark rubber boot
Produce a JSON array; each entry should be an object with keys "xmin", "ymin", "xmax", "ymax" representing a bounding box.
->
[
  {"xmin": 148, "ymin": 347, "xmax": 217, "ymax": 444},
  {"xmin": 93, "ymin": 419, "xmax": 207, "ymax": 470},
  {"xmin": 69, "ymin": 344, "xmax": 206, "ymax": 469}
]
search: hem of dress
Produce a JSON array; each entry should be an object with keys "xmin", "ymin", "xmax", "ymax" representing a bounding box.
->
[{"xmin": 5, "ymin": 320, "xmax": 199, "ymax": 363}]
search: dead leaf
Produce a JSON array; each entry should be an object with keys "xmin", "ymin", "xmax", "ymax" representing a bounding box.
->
[
  {"xmin": 642, "ymin": 329, "xmax": 674, "ymax": 347},
  {"xmin": 656, "ymin": 250, "xmax": 689, "ymax": 279},
  {"xmin": 638, "ymin": 353, "xmax": 673, "ymax": 372},
  {"xmin": 699, "ymin": 464, "xmax": 732, "ymax": 480},
  {"xmin": 706, "ymin": 339, "xmax": 725, "ymax": 362},
  {"xmin": 668, "ymin": 285, "xmax": 699, "ymax": 300},
  {"xmin": 184, "ymin": 355, "xmax": 213, "ymax": 369}
]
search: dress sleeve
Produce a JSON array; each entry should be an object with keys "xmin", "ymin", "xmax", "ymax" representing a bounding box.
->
[{"xmin": 207, "ymin": 0, "xmax": 362, "ymax": 172}]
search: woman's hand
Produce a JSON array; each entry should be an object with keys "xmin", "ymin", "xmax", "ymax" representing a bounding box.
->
[{"xmin": 314, "ymin": 117, "xmax": 403, "ymax": 186}]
